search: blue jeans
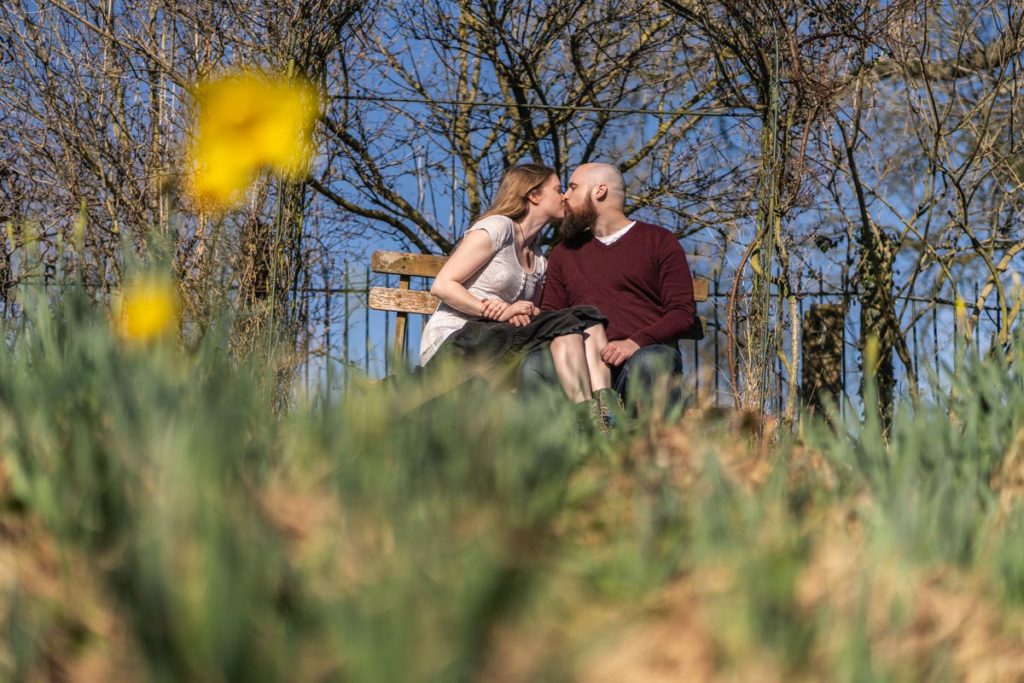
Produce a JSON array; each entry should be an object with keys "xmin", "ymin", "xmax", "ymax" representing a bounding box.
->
[{"xmin": 517, "ymin": 343, "xmax": 684, "ymax": 414}]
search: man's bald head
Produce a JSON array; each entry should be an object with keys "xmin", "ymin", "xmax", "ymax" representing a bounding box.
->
[
  {"xmin": 560, "ymin": 161, "xmax": 631, "ymax": 240},
  {"xmin": 573, "ymin": 163, "xmax": 626, "ymax": 208}
]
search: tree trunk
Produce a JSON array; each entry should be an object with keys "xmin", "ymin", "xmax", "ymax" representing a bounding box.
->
[
  {"xmin": 858, "ymin": 226, "xmax": 897, "ymax": 430},
  {"xmin": 801, "ymin": 303, "xmax": 845, "ymax": 415}
]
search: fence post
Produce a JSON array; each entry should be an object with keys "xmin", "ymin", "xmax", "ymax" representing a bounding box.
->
[
  {"xmin": 713, "ymin": 271, "xmax": 720, "ymax": 406},
  {"xmin": 303, "ymin": 252, "xmax": 311, "ymax": 397},
  {"xmin": 325, "ymin": 258, "xmax": 333, "ymax": 394},
  {"xmin": 343, "ymin": 261, "xmax": 350, "ymax": 392},
  {"xmin": 996, "ymin": 290, "xmax": 1002, "ymax": 346},
  {"xmin": 953, "ymin": 292, "xmax": 959, "ymax": 375},
  {"xmin": 932, "ymin": 303, "xmax": 939, "ymax": 388},
  {"xmin": 840, "ymin": 264, "xmax": 849, "ymax": 417},
  {"xmin": 692, "ymin": 336, "xmax": 700, "ymax": 403},
  {"xmin": 384, "ymin": 273, "xmax": 391, "ymax": 377},
  {"xmin": 911, "ymin": 296, "xmax": 918, "ymax": 397},
  {"xmin": 974, "ymin": 281, "xmax": 980, "ymax": 353}
]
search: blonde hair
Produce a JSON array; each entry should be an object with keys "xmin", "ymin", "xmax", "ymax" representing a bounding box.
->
[{"xmin": 480, "ymin": 163, "xmax": 557, "ymax": 222}]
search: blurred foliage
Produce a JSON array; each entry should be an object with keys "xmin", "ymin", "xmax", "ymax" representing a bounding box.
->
[{"xmin": 2, "ymin": 274, "xmax": 1024, "ymax": 681}]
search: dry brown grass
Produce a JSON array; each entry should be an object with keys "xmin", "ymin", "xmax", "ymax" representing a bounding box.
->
[
  {"xmin": 0, "ymin": 498, "xmax": 142, "ymax": 681},
  {"xmin": 505, "ymin": 416, "xmax": 1024, "ymax": 682},
  {"xmin": 5, "ymin": 411, "xmax": 1024, "ymax": 681},
  {"xmin": 796, "ymin": 503, "xmax": 1024, "ymax": 682}
]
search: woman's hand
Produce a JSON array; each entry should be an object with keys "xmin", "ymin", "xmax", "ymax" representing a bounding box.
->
[
  {"xmin": 499, "ymin": 300, "xmax": 539, "ymax": 325},
  {"xmin": 508, "ymin": 313, "xmax": 531, "ymax": 327},
  {"xmin": 510, "ymin": 303, "xmax": 542, "ymax": 327},
  {"xmin": 480, "ymin": 298, "xmax": 510, "ymax": 320}
]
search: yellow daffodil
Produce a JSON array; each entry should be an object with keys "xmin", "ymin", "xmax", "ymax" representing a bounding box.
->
[
  {"xmin": 954, "ymin": 296, "xmax": 967, "ymax": 319},
  {"xmin": 954, "ymin": 295, "xmax": 975, "ymax": 343},
  {"xmin": 251, "ymin": 91, "xmax": 319, "ymax": 175},
  {"xmin": 187, "ymin": 70, "xmax": 320, "ymax": 212},
  {"xmin": 188, "ymin": 142, "xmax": 254, "ymax": 210},
  {"xmin": 863, "ymin": 334, "xmax": 879, "ymax": 375},
  {"xmin": 114, "ymin": 277, "xmax": 180, "ymax": 343}
]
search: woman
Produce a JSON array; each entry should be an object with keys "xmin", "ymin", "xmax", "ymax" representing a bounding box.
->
[{"xmin": 419, "ymin": 164, "xmax": 615, "ymax": 425}]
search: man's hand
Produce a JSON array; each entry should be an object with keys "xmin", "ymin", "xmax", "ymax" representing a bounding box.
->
[{"xmin": 601, "ymin": 339, "xmax": 640, "ymax": 367}]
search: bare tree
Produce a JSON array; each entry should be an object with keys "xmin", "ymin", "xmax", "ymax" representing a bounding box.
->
[
  {"xmin": 312, "ymin": 0, "xmax": 744, "ymax": 258},
  {"xmin": 0, "ymin": 0, "xmax": 365, "ymax": 369},
  {"xmin": 813, "ymin": 0, "xmax": 1024, "ymax": 423},
  {"xmin": 660, "ymin": 0, "xmax": 915, "ymax": 421},
  {"xmin": 4, "ymin": 0, "xmax": 1022, "ymax": 412}
]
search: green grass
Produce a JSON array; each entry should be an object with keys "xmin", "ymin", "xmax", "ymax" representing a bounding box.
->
[{"xmin": 2, "ymin": 279, "xmax": 1024, "ymax": 681}]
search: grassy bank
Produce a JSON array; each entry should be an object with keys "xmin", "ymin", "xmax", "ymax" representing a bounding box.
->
[{"xmin": 2, "ymin": 284, "xmax": 1024, "ymax": 681}]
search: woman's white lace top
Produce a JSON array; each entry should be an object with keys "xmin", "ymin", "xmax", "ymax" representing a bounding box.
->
[{"xmin": 418, "ymin": 215, "xmax": 547, "ymax": 365}]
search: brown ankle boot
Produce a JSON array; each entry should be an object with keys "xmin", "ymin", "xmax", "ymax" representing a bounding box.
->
[
  {"xmin": 592, "ymin": 388, "xmax": 625, "ymax": 431},
  {"xmin": 574, "ymin": 399, "xmax": 611, "ymax": 436}
]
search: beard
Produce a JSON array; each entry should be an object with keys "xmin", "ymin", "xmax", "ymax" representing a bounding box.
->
[{"xmin": 559, "ymin": 191, "xmax": 597, "ymax": 242}]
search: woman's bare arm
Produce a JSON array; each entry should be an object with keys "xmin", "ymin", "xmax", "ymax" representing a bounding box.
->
[{"xmin": 429, "ymin": 230, "xmax": 500, "ymax": 318}]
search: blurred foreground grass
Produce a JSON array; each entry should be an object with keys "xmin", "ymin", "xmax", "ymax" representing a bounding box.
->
[{"xmin": 2, "ymin": 283, "xmax": 1024, "ymax": 682}]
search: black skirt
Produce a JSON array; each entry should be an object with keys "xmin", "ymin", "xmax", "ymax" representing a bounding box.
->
[{"xmin": 430, "ymin": 305, "xmax": 607, "ymax": 367}]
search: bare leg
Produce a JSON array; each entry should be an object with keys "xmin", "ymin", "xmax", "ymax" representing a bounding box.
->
[
  {"xmin": 583, "ymin": 324, "xmax": 612, "ymax": 391},
  {"xmin": 549, "ymin": 334, "xmax": 592, "ymax": 402}
]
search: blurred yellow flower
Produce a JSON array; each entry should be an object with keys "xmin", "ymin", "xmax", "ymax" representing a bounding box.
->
[
  {"xmin": 187, "ymin": 70, "xmax": 320, "ymax": 211},
  {"xmin": 863, "ymin": 334, "xmax": 879, "ymax": 375},
  {"xmin": 114, "ymin": 278, "xmax": 180, "ymax": 342},
  {"xmin": 954, "ymin": 296, "xmax": 967, "ymax": 319},
  {"xmin": 189, "ymin": 143, "xmax": 254, "ymax": 210}
]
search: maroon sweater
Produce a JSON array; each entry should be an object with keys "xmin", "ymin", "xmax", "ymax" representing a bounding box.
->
[{"xmin": 540, "ymin": 222, "xmax": 696, "ymax": 346}]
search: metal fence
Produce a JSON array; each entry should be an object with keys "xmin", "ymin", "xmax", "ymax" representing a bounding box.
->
[
  {"xmin": 308, "ymin": 266, "xmax": 1008, "ymax": 411},
  {"xmin": 2, "ymin": 240, "xmax": 1011, "ymax": 413}
]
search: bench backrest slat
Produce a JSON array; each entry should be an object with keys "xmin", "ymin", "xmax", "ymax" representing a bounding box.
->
[
  {"xmin": 368, "ymin": 287, "xmax": 439, "ymax": 315},
  {"xmin": 372, "ymin": 251, "xmax": 448, "ymax": 278},
  {"xmin": 692, "ymin": 277, "xmax": 708, "ymax": 303}
]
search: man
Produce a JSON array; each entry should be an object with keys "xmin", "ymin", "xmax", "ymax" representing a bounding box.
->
[{"xmin": 518, "ymin": 162, "xmax": 698, "ymax": 413}]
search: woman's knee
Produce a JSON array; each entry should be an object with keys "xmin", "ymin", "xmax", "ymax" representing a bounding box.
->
[
  {"xmin": 584, "ymin": 324, "xmax": 607, "ymax": 342},
  {"xmin": 549, "ymin": 333, "xmax": 584, "ymax": 358}
]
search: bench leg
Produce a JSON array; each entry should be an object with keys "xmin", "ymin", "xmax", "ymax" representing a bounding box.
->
[{"xmin": 393, "ymin": 275, "xmax": 411, "ymax": 362}]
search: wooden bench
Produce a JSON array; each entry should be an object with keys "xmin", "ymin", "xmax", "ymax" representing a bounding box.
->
[{"xmin": 368, "ymin": 250, "xmax": 709, "ymax": 360}]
